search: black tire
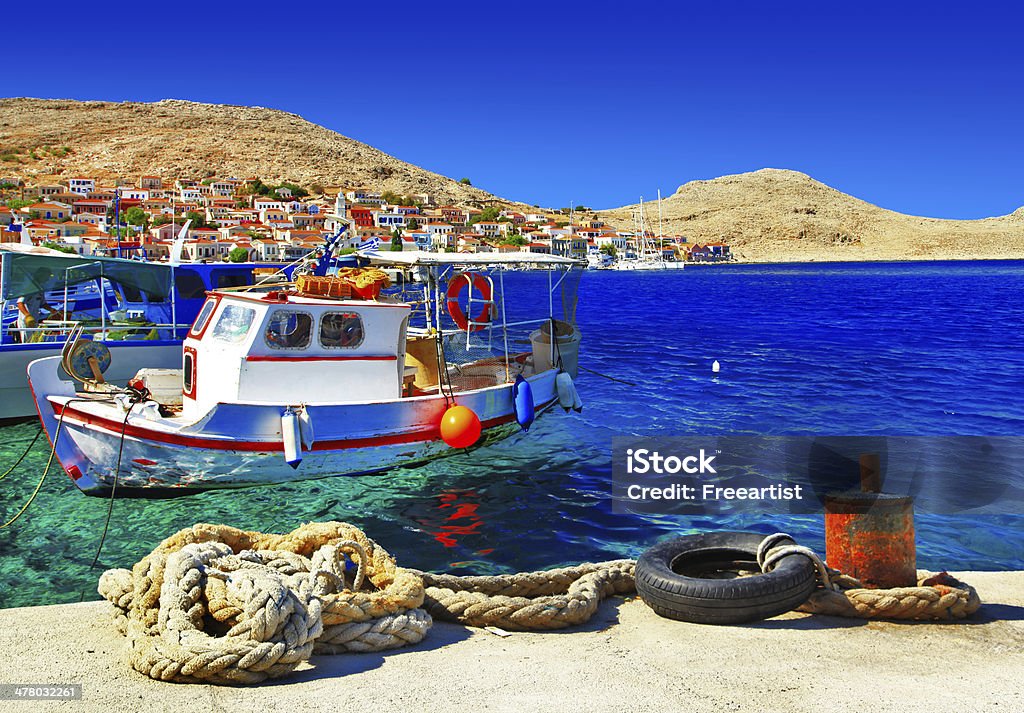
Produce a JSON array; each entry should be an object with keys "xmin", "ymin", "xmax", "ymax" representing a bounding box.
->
[{"xmin": 635, "ymin": 532, "xmax": 817, "ymax": 625}]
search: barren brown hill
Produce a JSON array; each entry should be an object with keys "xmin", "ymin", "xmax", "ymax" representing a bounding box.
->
[
  {"xmin": 0, "ymin": 98, "xmax": 503, "ymax": 206},
  {"xmin": 600, "ymin": 169, "xmax": 1024, "ymax": 262}
]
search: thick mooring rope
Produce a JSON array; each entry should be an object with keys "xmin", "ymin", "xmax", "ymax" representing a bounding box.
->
[
  {"xmin": 418, "ymin": 560, "xmax": 635, "ymax": 630},
  {"xmin": 755, "ymin": 533, "xmax": 981, "ymax": 621},
  {"xmin": 98, "ymin": 524, "xmax": 981, "ymax": 685},
  {"xmin": 99, "ymin": 522, "xmax": 631, "ymax": 684},
  {"xmin": 797, "ymin": 569, "xmax": 981, "ymax": 620}
]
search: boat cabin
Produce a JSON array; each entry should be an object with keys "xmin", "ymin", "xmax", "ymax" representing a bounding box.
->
[{"xmin": 181, "ymin": 290, "xmax": 411, "ymax": 417}]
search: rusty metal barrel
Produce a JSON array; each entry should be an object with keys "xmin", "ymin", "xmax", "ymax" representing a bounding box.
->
[{"xmin": 824, "ymin": 453, "xmax": 917, "ymax": 588}]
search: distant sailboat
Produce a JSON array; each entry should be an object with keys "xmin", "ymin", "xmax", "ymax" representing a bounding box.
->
[{"xmin": 609, "ymin": 193, "xmax": 684, "ymax": 270}]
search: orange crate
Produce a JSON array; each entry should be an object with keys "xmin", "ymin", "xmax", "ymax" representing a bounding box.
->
[{"xmin": 296, "ymin": 274, "xmax": 352, "ymax": 299}]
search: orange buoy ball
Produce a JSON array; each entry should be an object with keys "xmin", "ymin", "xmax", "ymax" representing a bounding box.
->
[{"xmin": 440, "ymin": 405, "xmax": 481, "ymax": 448}]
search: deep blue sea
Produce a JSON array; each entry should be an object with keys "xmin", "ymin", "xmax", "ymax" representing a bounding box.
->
[{"xmin": 2, "ymin": 261, "xmax": 1023, "ymax": 609}]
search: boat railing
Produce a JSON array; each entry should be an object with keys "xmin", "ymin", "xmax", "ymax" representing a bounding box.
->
[{"xmin": 3, "ymin": 320, "xmax": 193, "ymax": 345}]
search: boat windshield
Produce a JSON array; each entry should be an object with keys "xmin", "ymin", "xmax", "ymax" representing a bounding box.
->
[{"xmin": 211, "ymin": 305, "xmax": 256, "ymax": 344}]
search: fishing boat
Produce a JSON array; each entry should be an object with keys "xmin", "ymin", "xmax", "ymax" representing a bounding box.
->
[{"xmin": 27, "ymin": 251, "xmax": 585, "ymax": 496}]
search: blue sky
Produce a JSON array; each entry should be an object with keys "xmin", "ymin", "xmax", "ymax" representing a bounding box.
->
[{"xmin": 2, "ymin": 1, "xmax": 1021, "ymax": 218}]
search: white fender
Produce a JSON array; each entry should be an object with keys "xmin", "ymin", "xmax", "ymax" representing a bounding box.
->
[
  {"xmin": 556, "ymin": 371, "xmax": 575, "ymax": 412},
  {"xmin": 298, "ymin": 407, "xmax": 315, "ymax": 449},
  {"xmin": 282, "ymin": 409, "xmax": 302, "ymax": 469}
]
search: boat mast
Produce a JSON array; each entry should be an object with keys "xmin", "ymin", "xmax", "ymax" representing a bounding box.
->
[
  {"xmin": 658, "ymin": 189, "xmax": 665, "ymax": 266},
  {"xmin": 639, "ymin": 196, "xmax": 646, "ymax": 258}
]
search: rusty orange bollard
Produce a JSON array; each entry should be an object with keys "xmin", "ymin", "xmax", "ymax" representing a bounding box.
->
[{"xmin": 824, "ymin": 453, "xmax": 917, "ymax": 588}]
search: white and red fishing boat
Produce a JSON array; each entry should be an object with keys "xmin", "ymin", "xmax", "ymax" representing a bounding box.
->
[{"xmin": 27, "ymin": 252, "xmax": 584, "ymax": 496}]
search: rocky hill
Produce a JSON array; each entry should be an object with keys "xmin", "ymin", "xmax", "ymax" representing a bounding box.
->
[
  {"xmin": 0, "ymin": 98, "xmax": 500, "ymax": 205},
  {"xmin": 599, "ymin": 169, "xmax": 1024, "ymax": 262},
  {"xmin": 2, "ymin": 98, "xmax": 1021, "ymax": 262}
]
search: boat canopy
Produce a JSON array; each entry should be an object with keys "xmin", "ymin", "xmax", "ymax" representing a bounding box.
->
[
  {"xmin": 0, "ymin": 249, "xmax": 173, "ymax": 301},
  {"xmin": 362, "ymin": 250, "xmax": 581, "ymax": 267}
]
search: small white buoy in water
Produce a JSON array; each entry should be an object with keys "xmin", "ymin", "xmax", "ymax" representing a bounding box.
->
[{"xmin": 712, "ymin": 360, "xmax": 720, "ymax": 373}]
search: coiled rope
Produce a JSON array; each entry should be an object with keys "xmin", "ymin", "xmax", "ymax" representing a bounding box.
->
[{"xmin": 98, "ymin": 522, "xmax": 630, "ymax": 684}]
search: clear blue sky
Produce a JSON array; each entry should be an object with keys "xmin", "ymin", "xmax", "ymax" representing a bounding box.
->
[{"xmin": 3, "ymin": 1, "xmax": 1021, "ymax": 219}]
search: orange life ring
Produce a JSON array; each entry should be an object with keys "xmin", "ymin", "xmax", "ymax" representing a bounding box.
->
[{"xmin": 446, "ymin": 272, "xmax": 494, "ymax": 332}]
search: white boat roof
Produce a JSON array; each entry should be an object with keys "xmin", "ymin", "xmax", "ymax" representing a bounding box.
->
[{"xmin": 361, "ymin": 250, "xmax": 581, "ymax": 267}]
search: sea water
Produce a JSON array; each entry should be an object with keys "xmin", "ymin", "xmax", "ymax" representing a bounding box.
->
[{"xmin": 1, "ymin": 261, "xmax": 1022, "ymax": 608}]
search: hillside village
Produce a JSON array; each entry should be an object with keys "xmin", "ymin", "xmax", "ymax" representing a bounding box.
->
[{"xmin": 0, "ymin": 174, "xmax": 731, "ymax": 264}]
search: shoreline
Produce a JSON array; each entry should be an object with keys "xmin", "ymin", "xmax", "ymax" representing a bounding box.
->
[
  {"xmin": 0, "ymin": 570, "xmax": 1021, "ymax": 712},
  {"xmin": 701, "ymin": 255, "xmax": 1024, "ymax": 266}
]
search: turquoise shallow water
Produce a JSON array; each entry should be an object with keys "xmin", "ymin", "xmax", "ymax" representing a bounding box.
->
[{"xmin": 1, "ymin": 262, "xmax": 1023, "ymax": 608}]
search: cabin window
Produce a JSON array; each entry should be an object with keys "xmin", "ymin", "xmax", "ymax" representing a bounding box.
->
[
  {"xmin": 183, "ymin": 350, "xmax": 195, "ymax": 394},
  {"xmin": 211, "ymin": 304, "xmax": 255, "ymax": 343},
  {"xmin": 215, "ymin": 271, "xmax": 251, "ymax": 289},
  {"xmin": 265, "ymin": 310, "xmax": 313, "ymax": 350},
  {"xmin": 175, "ymin": 268, "xmax": 207, "ymax": 299},
  {"xmin": 190, "ymin": 298, "xmax": 217, "ymax": 336},
  {"xmin": 320, "ymin": 312, "xmax": 364, "ymax": 349}
]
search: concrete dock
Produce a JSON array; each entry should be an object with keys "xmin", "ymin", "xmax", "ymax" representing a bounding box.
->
[{"xmin": 0, "ymin": 571, "xmax": 1021, "ymax": 713}]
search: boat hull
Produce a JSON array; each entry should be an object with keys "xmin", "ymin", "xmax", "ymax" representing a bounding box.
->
[{"xmin": 28, "ymin": 355, "xmax": 559, "ymax": 496}]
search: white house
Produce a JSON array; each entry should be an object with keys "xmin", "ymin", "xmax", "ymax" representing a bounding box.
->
[
  {"xmin": 345, "ymin": 188, "xmax": 383, "ymax": 206},
  {"xmin": 68, "ymin": 178, "xmax": 95, "ymax": 195},
  {"xmin": 373, "ymin": 210, "xmax": 406, "ymax": 229},
  {"xmin": 424, "ymin": 223, "xmax": 454, "ymax": 251},
  {"xmin": 473, "ymin": 221, "xmax": 507, "ymax": 239},
  {"xmin": 596, "ymin": 233, "xmax": 630, "ymax": 252},
  {"xmin": 210, "ymin": 181, "xmax": 235, "ymax": 197}
]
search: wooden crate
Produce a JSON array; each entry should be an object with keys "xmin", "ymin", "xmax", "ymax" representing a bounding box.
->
[{"xmin": 295, "ymin": 274, "xmax": 352, "ymax": 299}]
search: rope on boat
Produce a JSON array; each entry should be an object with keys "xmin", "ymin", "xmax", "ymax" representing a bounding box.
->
[
  {"xmin": 0, "ymin": 398, "xmax": 92, "ymax": 530},
  {"xmin": 96, "ymin": 524, "xmax": 981, "ymax": 685},
  {"xmin": 1, "ymin": 393, "xmax": 126, "ymax": 532}
]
